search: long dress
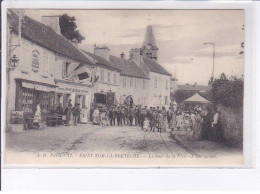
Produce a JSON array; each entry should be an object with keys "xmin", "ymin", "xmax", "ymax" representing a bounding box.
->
[
  {"xmin": 33, "ymin": 104, "xmax": 41, "ymax": 123},
  {"xmin": 81, "ymin": 108, "xmax": 88, "ymax": 123},
  {"xmin": 193, "ymin": 114, "xmax": 203, "ymax": 141},
  {"xmin": 93, "ymin": 109, "xmax": 100, "ymax": 125},
  {"xmin": 170, "ymin": 113, "xmax": 176, "ymax": 130}
]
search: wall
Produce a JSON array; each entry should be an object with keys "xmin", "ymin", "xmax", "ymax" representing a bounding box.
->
[
  {"xmin": 93, "ymin": 66, "xmax": 120, "ymax": 103},
  {"xmin": 148, "ymin": 72, "xmax": 171, "ymax": 108},
  {"xmin": 118, "ymin": 75, "xmax": 149, "ymax": 106},
  {"xmin": 218, "ymin": 105, "xmax": 243, "ymax": 148}
]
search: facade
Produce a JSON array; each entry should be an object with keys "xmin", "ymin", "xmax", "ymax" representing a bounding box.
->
[
  {"xmin": 81, "ymin": 48, "xmax": 121, "ymax": 104},
  {"xmin": 6, "ymin": 10, "xmax": 95, "ymax": 128}
]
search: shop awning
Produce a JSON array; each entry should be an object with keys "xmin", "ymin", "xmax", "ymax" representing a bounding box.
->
[{"xmin": 17, "ymin": 78, "xmax": 57, "ymax": 92}]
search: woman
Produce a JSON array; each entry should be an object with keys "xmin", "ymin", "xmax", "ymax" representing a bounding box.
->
[
  {"xmin": 176, "ymin": 111, "xmax": 184, "ymax": 131},
  {"xmin": 193, "ymin": 110, "xmax": 203, "ymax": 141},
  {"xmin": 33, "ymin": 103, "xmax": 42, "ymax": 125},
  {"xmin": 81, "ymin": 106, "xmax": 88, "ymax": 124},
  {"xmin": 170, "ymin": 110, "xmax": 176, "ymax": 131},
  {"xmin": 92, "ymin": 107, "xmax": 100, "ymax": 125}
]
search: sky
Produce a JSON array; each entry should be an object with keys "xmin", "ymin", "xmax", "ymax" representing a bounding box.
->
[{"xmin": 25, "ymin": 9, "xmax": 244, "ymax": 85}]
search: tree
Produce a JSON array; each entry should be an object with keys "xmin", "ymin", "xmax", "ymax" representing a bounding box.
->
[
  {"xmin": 211, "ymin": 73, "xmax": 244, "ymax": 109},
  {"xmin": 59, "ymin": 14, "xmax": 85, "ymax": 43}
]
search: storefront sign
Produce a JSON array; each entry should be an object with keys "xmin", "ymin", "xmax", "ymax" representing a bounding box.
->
[
  {"xmin": 11, "ymin": 110, "xmax": 24, "ymax": 119},
  {"xmin": 32, "ymin": 49, "xmax": 40, "ymax": 73},
  {"xmin": 57, "ymin": 86, "xmax": 89, "ymax": 94},
  {"xmin": 22, "ymin": 81, "xmax": 56, "ymax": 92}
]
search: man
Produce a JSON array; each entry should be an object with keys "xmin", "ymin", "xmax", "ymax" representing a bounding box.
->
[
  {"xmin": 140, "ymin": 108, "xmax": 145, "ymax": 130},
  {"xmin": 117, "ymin": 106, "xmax": 123, "ymax": 126},
  {"xmin": 72, "ymin": 103, "xmax": 81, "ymax": 126},
  {"xmin": 134, "ymin": 106, "xmax": 139, "ymax": 126},
  {"xmin": 109, "ymin": 107, "xmax": 115, "ymax": 126},
  {"xmin": 56, "ymin": 103, "xmax": 63, "ymax": 125},
  {"xmin": 64, "ymin": 103, "xmax": 72, "ymax": 126},
  {"xmin": 129, "ymin": 106, "xmax": 135, "ymax": 126}
]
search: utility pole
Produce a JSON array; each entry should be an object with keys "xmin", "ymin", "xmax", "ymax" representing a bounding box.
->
[{"xmin": 203, "ymin": 42, "xmax": 215, "ymax": 81}]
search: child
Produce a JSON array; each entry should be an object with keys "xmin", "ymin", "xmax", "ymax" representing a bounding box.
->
[{"xmin": 143, "ymin": 117, "xmax": 150, "ymax": 132}]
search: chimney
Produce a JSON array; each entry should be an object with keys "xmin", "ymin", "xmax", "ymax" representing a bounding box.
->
[
  {"xmin": 120, "ymin": 52, "xmax": 125, "ymax": 59},
  {"xmin": 94, "ymin": 46, "xmax": 110, "ymax": 61},
  {"xmin": 71, "ymin": 38, "xmax": 78, "ymax": 47},
  {"xmin": 129, "ymin": 48, "xmax": 142, "ymax": 66},
  {"xmin": 41, "ymin": 15, "xmax": 61, "ymax": 34}
]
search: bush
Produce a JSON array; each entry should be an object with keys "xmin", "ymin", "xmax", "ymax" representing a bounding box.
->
[{"xmin": 211, "ymin": 73, "xmax": 244, "ymax": 109}]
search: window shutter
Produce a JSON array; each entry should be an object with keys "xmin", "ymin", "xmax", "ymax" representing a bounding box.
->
[{"xmin": 62, "ymin": 61, "xmax": 66, "ymax": 78}]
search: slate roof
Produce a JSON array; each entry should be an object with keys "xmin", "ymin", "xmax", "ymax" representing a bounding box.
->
[
  {"xmin": 177, "ymin": 84, "xmax": 211, "ymax": 91},
  {"xmin": 142, "ymin": 57, "xmax": 172, "ymax": 76},
  {"xmin": 109, "ymin": 55, "xmax": 149, "ymax": 79},
  {"xmin": 142, "ymin": 25, "xmax": 157, "ymax": 48},
  {"xmin": 81, "ymin": 50, "xmax": 120, "ymax": 72},
  {"xmin": 7, "ymin": 10, "xmax": 94, "ymax": 65}
]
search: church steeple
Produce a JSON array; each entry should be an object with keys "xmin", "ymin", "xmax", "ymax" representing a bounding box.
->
[{"xmin": 141, "ymin": 25, "xmax": 159, "ymax": 61}]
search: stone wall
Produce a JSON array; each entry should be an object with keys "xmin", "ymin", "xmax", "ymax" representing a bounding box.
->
[{"xmin": 218, "ymin": 105, "xmax": 243, "ymax": 148}]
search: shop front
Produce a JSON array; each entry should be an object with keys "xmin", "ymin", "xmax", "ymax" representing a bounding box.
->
[
  {"xmin": 55, "ymin": 80, "xmax": 92, "ymax": 123},
  {"xmin": 13, "ymin": 79, "xmax": 57, "ymax": 125}
]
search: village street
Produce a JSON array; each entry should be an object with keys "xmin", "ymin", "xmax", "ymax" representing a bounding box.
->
[{"xmin": 5, "ymin": 124, "xmax": 190, "ymax": 157}]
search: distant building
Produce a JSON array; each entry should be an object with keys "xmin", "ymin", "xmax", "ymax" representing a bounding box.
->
[{"xmin": 177, "ymin": 84, "xmax": 211, "ymax": 93}]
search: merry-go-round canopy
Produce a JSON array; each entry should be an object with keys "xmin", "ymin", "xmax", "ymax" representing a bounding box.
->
[{"xmin": 183, "ymin": 93, "xmax": 210, "ymax": 104}]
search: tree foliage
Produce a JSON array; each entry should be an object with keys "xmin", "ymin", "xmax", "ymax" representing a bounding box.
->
[
  {"xmin": 211, "ymin": 73, "xmax": 244, "ymax": 109},
  {"xmin": 59, "ymin": 14, "xmax": 85, "ymax": 43}
]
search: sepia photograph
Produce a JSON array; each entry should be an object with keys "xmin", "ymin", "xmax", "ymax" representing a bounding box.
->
[{"xmin": 3, "ymin": 8, "xmax": 245, "ymax": 166}]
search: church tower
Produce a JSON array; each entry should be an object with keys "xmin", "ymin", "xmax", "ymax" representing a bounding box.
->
[{"xmin": 140, "ymin": 25, "xmax": 159, "ymax": 61}]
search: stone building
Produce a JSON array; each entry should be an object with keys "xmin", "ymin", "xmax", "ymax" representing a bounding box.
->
[{"xmin": 6, "ymin": 10, "xmax": 94, "ymax": 128}]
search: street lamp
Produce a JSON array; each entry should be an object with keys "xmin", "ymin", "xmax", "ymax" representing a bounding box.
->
[
  {"xmin": 9, "ymin": 55, "xmax": 19, "ymax": 71},
  {"xmin": 203, "ymin": 42, "xmax": 215, "ymax": 80}
]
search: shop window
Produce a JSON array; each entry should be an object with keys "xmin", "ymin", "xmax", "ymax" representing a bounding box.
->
[{"xmin": 22, "ymin": 88, "xmax": 34, "ymax": 112}]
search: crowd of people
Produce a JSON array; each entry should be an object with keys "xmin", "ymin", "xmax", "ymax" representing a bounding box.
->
[
  {"xmin": 91, "ymin": 104, "xmax": 223, "ymax": 142},
  {"xmin": 33, "ymin": 99, "xmax": 222, "ymax": 142}
]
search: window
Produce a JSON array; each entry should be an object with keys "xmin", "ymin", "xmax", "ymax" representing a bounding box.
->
[
  {"xmin": 153, "ymin": 95, "xmax": 157, "ymax": 105},
  {"xmin": 65, "ymin": 62, "xmax": 70, "ymax": 77},
  {"xmin": 154, "ymin": 77, "xmax": 158, "ymax": 88},
  {"xmin": 130, "ymin": 77, "xmax": 133, "ymax": 88},
  {"xmin": 164, "ymin": 96, "xmax": 168, "ymax": 105},
  {"xmin": 113, "ymin": 73, "xmax": 117, "ymax": 85},
  {"xmin": 107, "ymin": 71, "xmax": 111, "ymax": 84},
  {"xmin": 62, "ymin": 61, "xmax": 66, "ymax": 78},
  {"xmin": 42, "ymin": 52, "xmax": 49, "ymax": 76},
  {"xmin": 134, "ymin": 78, "xmax": 137, "ymax": 88},
  {"xmin": 100, "ymin": 68, "xmax": 105, "ymax": 82},
  {"xmin": 136, "ymin": 79, "xmax": 139, "ymax": 88},
  {"xmin": 143, "ymin": 80, "xmax": 146, "ymax": 89},
  {"xmin": 166, "ymin": 80, "xmax": 168, "ymax": 90},
  {"xmin": 123, "ymin": 77, "xmax": 127, "ymax": 88}
]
